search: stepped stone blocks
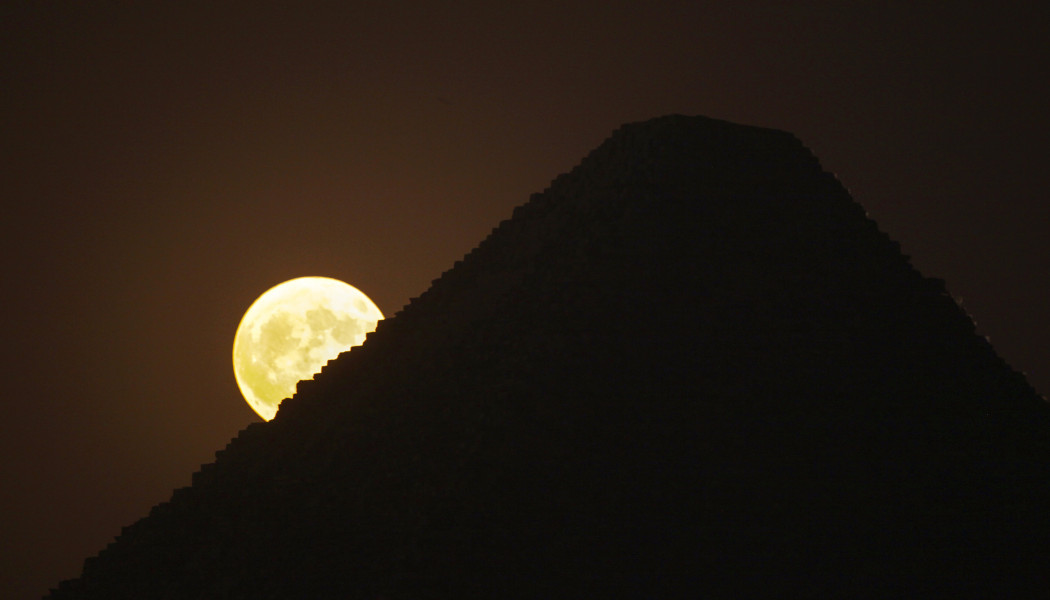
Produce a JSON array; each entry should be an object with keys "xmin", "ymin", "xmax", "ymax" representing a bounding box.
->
[{"xmin": 46, "ymin": 115, "xmax": 1050, "ymax": 598}]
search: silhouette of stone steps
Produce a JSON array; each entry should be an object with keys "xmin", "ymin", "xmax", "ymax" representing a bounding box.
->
[{"xmin": 46, "ymin": 115, "xmax": 1050, "ymax": 598}]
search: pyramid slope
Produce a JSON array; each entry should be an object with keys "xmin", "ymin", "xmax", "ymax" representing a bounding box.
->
[{"xmin": 48, "ymin": 115, "xmax": 1050, "ymax": 598}]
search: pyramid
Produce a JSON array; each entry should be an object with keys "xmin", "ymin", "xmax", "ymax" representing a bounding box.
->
[{"xmin": 48, "ymin": 115, "xmax": 1050, "ymax": 598}]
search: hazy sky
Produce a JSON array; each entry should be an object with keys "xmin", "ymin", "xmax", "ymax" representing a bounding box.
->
[{"xmin": 3, "ymin": 2, "xmax": 1047, "ymax": 597}]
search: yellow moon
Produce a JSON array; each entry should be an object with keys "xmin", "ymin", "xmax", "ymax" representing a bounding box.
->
[{"xmin": 232, "ymin": 276, "xmax": 383, "ymax": 421}]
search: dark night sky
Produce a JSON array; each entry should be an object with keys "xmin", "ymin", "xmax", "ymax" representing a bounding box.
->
[{"xmin": 2, "ymin": 2, "xmax": 1047, "ymax": 597}]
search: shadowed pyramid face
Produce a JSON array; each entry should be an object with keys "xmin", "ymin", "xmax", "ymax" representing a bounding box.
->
[{"xmin": 47, "ymin": 116, "xmax": 1050, "ymax": 600}]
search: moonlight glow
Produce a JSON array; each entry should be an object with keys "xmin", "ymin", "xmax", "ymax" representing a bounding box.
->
[{"xmin": 233, "ymin": 276, "xmax": 383, "ymax": 421}]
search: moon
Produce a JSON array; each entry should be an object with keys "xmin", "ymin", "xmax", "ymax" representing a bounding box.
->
[{"xmin": 232, "ymin": 276, "xmax": 383, "ymax": 421}]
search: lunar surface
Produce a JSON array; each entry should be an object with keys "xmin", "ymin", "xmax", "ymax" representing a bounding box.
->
[{"xmin": 233, "ymin": 276, "xmax": 383, "ymax": 420}]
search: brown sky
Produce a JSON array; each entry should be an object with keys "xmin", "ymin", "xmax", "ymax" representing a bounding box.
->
[{"xmin": 2, "ymin": 2, "xmax": 1048, "ymax": 597}]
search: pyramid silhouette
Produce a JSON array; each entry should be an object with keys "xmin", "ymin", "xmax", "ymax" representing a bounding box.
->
[{"xmin": 48, "ymin": 115, "xmax": 1050, "ymax": 598}]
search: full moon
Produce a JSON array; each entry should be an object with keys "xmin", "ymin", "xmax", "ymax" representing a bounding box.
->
[{"xmin": 233, "ymin": 276, "xmax": 383, "ymax": 421}]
